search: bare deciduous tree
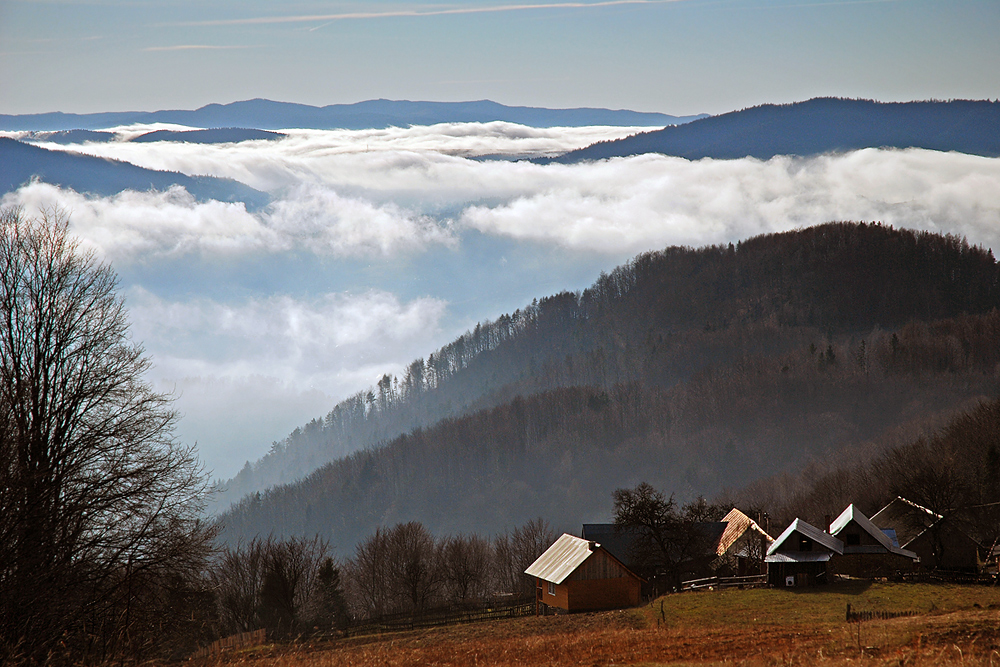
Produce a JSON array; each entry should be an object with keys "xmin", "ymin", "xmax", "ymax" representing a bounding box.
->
[
  {"xmin": 0, "ymin": 207, "xmax": 213, "ymax": 663},
  {"xmin": 441, "ymin": 534, "xmax": 491, "ymax": 603},
  {"xmin": 212, "ymin": 536, "xmax": 335, "ymax": 638},
  {"xmin": 387, "ymin": 522, "xmax": 442, "ymax": 614},
  {"xmin": 493, "ymin": 518, "xmax": 555, "ymax": 597}
]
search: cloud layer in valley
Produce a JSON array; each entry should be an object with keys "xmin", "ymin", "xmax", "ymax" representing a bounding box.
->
[{"xmin": 3, "ymin": 123, "xmax": 999, "ymax": 477}]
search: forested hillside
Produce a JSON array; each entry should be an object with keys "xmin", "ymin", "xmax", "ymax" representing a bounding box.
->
[
  {"xmin": 217, "ymin": 223, "xmax": 1000, "ymax": 548},
  {"xmin": 545, "ymin": 98, "xmax": 1000, "ymax": 163},
  {"xmin": 215, "ymin": 222, "xmax": 1000, "ymax": 508},
  {"xmin": 723, "ymin": 395, "xmax": 1000, "ymax": 556}
]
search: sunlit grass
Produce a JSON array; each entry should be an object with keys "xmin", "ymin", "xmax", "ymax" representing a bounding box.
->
[
  {"xmin": 642, "ymin": 580, "xmax": 1000, "ymax": 629},
  {"xmin": 194, "ymin": 582, "xmax": 1000, "ymax": 666}
]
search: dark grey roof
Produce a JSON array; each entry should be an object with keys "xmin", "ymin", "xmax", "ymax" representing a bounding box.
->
[
  {"xmin": 581, "ymin": 524, "xmax": 641, "ymax": 566},
  {"xmin": 582, "ymin": 522, "xmax": 728, "ymax": 565}
]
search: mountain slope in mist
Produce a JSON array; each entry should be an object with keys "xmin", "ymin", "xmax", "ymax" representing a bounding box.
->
[
  {"xmin": 0, "ymin": 138, "xmax": 270, "ymax": 209},
  {"xmin": 216, "ymin": 223, "xmax": 1000, "ymax": 548},
  {"xmin": 547, "ymin": 98, "xmax": 1000, "ymax": 163},
  {"xmin": 0, "ymin": 99, "xmax": 707, "ymax": 132}
]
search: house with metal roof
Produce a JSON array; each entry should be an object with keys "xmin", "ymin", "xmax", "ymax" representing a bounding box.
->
[
  {"xmin": 827, "ymin": 504, "xmax": 919, "ymax": 577},
  {"xmin": 524, "ymin": 533, "xmax": 643, "ymax": 614},
  {"xmin": 765, "ymin": 518, "xmax": 844, "ymax": 586},
  {"xmin": 871, "ymin": 496, "xmax": 985, "ymax": 572}
]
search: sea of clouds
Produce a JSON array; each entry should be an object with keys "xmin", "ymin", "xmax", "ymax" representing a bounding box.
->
[{"xmin": 3, "ymin": 122, "xmax": 999, "ymax": 478}]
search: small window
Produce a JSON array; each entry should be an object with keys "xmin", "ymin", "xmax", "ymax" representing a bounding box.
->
[
  {"xmin": 799, "ymin": 536, "xmax": 812, "ymax": 551},
  {"xmin": 548, "ymin": 581, "xmax": 555, "ymax": 596}
]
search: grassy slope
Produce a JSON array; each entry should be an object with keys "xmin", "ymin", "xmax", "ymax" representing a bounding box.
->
[{"xmin": 193, "ymin": 582, "xmax": 1000, "ymax": 666}]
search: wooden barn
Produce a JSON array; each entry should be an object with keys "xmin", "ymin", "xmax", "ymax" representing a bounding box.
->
[
  {"xmin": 828, "ymin": 504, "xmax": 919, "ymax": 577},
  {"xmin": 715, "ymin": 508, "xmax": 773, "ymax": 576},
  {"xmin": 765, "ymin": 518, "xmax": 843, "ymax": 587},
  {"xmin": 525, "ymin": 534, "xmax": 643, "ymax": 614}
]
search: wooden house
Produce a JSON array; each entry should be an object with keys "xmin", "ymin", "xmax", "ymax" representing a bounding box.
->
[
  {"xmin": 827, "ymin": 504, "xmax": 919, "ymax": 577},
  {"xmin": 871, "ymin": 497, "xmax": 985, "ymax": 572},
  {"xmin": 765, "ymin": 518, "xmax": 843, "ymax": 587},
  {"xmin": 525, "ymin": 534, "xmax": 643, "ymax": 614},
  {"xmin": 714, "ymin": 508, "xmax": 774, "ymax": 576}
]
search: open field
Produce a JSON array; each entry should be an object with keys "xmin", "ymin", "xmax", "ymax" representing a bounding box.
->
[{"xmin": 192, "ymin": 582, "xmax": 1000, "ymax": 666}]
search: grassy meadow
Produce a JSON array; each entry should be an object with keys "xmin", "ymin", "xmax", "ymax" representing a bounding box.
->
[{"xmin": 189, "ymin": 581, "xmax": 1000, "ymax": 666}]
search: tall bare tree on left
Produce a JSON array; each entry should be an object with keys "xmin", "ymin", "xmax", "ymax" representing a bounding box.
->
[{"xmin": 0, "ymin": 207, "xmax": 216, "ymax": 664}]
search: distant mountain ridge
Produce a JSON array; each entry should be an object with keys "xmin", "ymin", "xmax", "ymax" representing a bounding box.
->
[
  {"xmin": 545, "ymin": 98, "xmax": 1000, "ymax": 163},
  {"xmin": 0, "ymin": 99, "xmax": 706, "ymax": 132},
  {"xmin": 0, "ymin": 137, "xmax": 270, "ymax": 209}
]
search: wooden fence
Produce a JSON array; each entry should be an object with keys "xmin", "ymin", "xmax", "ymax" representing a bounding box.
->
[
  {"xmin": 189, "ymin": 597, "xmax": 534, "ymax": 658},
  {"xmin": 189, "ymin": 628, "xmax": 266, "ymax": 660},
  {"xmin": 680, "ymin": 574, "xmax": 768, "ymax": 591},
  {"xmin": 344, "ymin": 597, "xmax": 535, "ymax": 637},
  {"xmin": 899, "ymin": 570, "xmax": 999, "ymax": 586},
  {"xmin": 846, "ymin": 604, "xmax": 918, "ymax": 622}
]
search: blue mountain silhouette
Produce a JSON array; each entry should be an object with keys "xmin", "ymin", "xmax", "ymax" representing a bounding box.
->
[
  {"xmin": 546, "ymin": 98, "xmax": 1000, "ymax": 163},
  {"xmin": 0, "ymin": 137, "xmax": 270, "ymax": 210}
]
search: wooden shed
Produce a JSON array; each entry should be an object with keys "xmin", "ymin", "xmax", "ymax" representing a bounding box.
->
[
  {"xmin": 525, "ymin": 534, "xmax": 643, "ymax": 614},
  {"xmin": 766, "ymin": 518, "xmax": 843, "ymax": 587}
]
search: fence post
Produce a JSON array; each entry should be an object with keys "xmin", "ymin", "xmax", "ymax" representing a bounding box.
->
[{"xmin": 846, "ymin": 603, "xmax": 851, "ymax": 622}]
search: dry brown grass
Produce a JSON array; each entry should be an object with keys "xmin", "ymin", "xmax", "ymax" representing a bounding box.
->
[{"xmin": 190, "ymin": 583, "xmax": 1000, "ymax": 666}]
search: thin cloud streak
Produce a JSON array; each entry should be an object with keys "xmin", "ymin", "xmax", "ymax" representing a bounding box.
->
[
  {"xmin": 143, "ymin": 45, "xmax": 258, "ymax": 52},
  {"xmin": 177, "ymin": 0, "xmax": 687, "ymax": 28}
]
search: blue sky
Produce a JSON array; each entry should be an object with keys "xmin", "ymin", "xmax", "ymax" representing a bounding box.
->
[{"xmin": 2, "ymin": 0, "xmax": 997, "ymax": 116}]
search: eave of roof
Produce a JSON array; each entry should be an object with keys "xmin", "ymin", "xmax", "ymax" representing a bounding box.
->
[{"xmin": 766, "ymin": 552, "xmax": 834, "ymax": 563}]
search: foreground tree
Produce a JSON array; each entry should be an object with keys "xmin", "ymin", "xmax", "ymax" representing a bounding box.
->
[{"xmin": 0, "ymin": 207, "xmax": 214, "ymax": 664}]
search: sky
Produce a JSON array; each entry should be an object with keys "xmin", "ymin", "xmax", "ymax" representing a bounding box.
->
[
  {"xmin": 1, "ymin": 0, "xmax": 998, "ymax": 116},
  {"xmin": 0, "ymin": 0, "xmax": 999, "ymax": 483}
]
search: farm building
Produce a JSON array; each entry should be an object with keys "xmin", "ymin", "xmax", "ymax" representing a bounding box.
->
[
  {"xmin": 827, "ymin": 504, "xmax": 919, "ymax": 577},
  {"xmin": 582, "ymin": 508, "xmax": 771, "ymax": 581},
  {"xmin": 715, "ymin": 508, "xmax": 773, "ymax": 576},
  {"xmin": 871, "ymin": 497, "xmax": 985, "ymax": 572},
  {"xmin": 766, "ymin": 518, "xmax": 843, "ymax": 587},
  {"xmin": 525, "ymin": 533, "xmax": 643, "ymax": 614}
]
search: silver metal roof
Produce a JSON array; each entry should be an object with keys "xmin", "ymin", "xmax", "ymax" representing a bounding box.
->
[
  {"xmin": 524, "ymin": 533, "xmax": 595, "ymax": 584},
  {"xmin": 829, "ymin": 503, "xmax": 918, "ymax": 560},
  {"xmin": 767, "ymin": 518, "xmax": 844, "ymax": 556}
]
